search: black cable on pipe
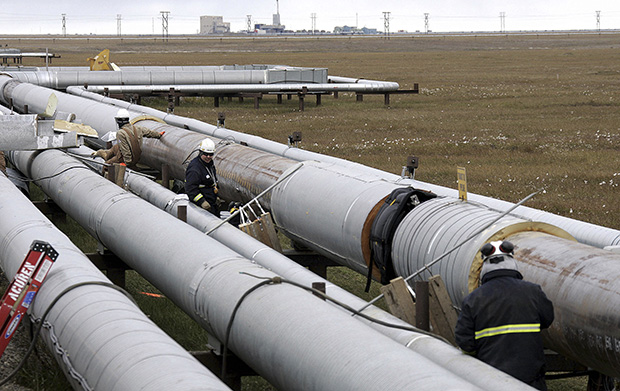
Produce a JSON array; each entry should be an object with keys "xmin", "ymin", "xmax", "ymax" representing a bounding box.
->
[
  {"xmin": 221, "ymin": 273, "xmax": 451, "ymax": 380},
  {"xmin": 221, "ymin": 278, "xmax": 276, "ymax": 379},
  {"xmin": 7, "ymin": 165, "xmax": 94, "ymax": 183},
  {"xmin": 0, "ymin": 281, "xmax": 137, "ymax": 387}
]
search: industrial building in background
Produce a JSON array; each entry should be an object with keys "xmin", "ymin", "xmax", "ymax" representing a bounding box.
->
[
  {"xmin": 333, "ymin": 26, "xmax": 379, "ymax": 34},
  {"xmin": 200, "ymin": 16, "xmax": 230, "ymax": 34},
  {"xmin": 254, "ymin": 0, "xmax": 285, "ymax": 34}
]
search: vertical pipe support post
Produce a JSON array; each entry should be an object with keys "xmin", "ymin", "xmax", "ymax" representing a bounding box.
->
[{"xmin": 415, "ymin": 280, "xmax": 430, "ymax": 331}]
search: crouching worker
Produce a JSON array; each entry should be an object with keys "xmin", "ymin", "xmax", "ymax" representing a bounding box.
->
[
  {"xmin": 185, "ymin": 138, "xmax": 220, "ymax": 218},
  {"xmin": 92, "ymin": 108, "xmax": 164, "ymax": 169},
  {"xmin": 455, "ymin": 240, "xmax": 554, "ymax": 391}
]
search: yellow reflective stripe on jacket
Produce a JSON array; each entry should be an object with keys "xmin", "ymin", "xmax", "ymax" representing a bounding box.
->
[
  {"xmin": 475, "ymin": 323, "xmax": 541, "ymax": 340},
  {"xmin": 193, "ymin": 193, "xmax": 204, "ymax": 202}
]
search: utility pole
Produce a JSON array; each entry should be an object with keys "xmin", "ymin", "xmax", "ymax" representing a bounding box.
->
[
  {"xmin": 117, "ymin": 14, "xmax": 122, "ymax": 36},
  {"xmin": 311, "ymin": 13, "xmax": 317, "ymax": 34},
  {"xmin": 596, "ymin": 10, "xmax": 601, "ymax": 32},
  {"xmin": 160, "ymin": 11, "xmax": 169, "ymax": 42},
  {"xmin": 499, "ymin": 12, "xmax": 506, "ymax": 33},
  {"xmin": 383, "ymin": 11, "xmax": 391, "ymax": 39},
  {"xmin": 247, "ymin": 15, "xmax": 252, "ymax": 33},
  {"xmin": 61, "ymin": 14, "xmax": 66, "ymax": 37},
  {"xmin": 424, "ymin": 13, "xmax": 429, "ymax": 34}
]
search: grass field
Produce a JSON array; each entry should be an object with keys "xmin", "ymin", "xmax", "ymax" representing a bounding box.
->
[{"xmin": 3, "ymin": 33, "xmax": 618, "ymax": 390}]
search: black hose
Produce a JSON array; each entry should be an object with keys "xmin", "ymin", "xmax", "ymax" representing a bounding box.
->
[{"xmin": 0, "ymin": 281, "xmax": 136, "ymax": 387}]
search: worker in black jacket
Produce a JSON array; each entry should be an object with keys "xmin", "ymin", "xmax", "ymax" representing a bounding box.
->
[
  {"xmin": 455, "ymin": 240, "xmax": 554, "ymax": 391},
  {"xmin": 185, "ymin": 138, "xmax": 220, "ymax": 217}
]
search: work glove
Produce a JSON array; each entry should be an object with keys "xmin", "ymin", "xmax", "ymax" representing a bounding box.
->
[
  {"xmin": 159, "ymin": 131, "xmax": 165, "ymax": 137},
  {"xmin": 216, "ymin": 197, "xmax": 225, "ymax": 207},
  {"xmin": 91, "ymin": 149, "xmax": 105, "ymax": 158},
  {"xmin": 213, "ymin": 185, "xmax": 218, "ymax": 195},
  {"xmin": 200, "ymin": 200, "xmax": 211, "ymax": 210},
  {"xmin": 120, "ymin": 162, "xmax": 127, "ymax": 167}
]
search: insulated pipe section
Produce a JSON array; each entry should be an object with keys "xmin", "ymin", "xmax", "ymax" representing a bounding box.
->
[
  {"xmin": 82, "ymin": 82, "xmax": 399, "ymax": 96},
  {"xmin": 138, "ymin": 129, "xmax": 297, "ymax": 209},
  {"xmin": 328, "ymin": 75, "xmax": 401, "ymax": 89},
  {"xmin": 0, "ymin": 76, "xmax": 299, "ymax": 209},
  {"xmin": 4, "ymin": 65, "xmax": 398, "ymax": 91},
  {"xmin": 11, "ymin": 149, "xmax": 488, "ymax": 391},
  {"xmin": 270, "ymin": 161, "xmax": 405, "ymax": 275},
  {"xmin": 125, "ymin": 171, "xmax": 539, "ymax": 391},
  {"xmin": 65, "ymin": 87, "xmax": 620, "ymax": 250},
  {"xmin": 391, "ymin": 197, "xmax": 575, "ymax": 304},
  {"xmin": 87, "ymin": 86, "xmax": 620, "ymax": 248},
  {"xmin": 4, "ymin": 69, "xmax": 275, "ymax": 90},
  {"xmin": 0, "ymin": 167, "xmax": 231, "ymax": 391},
  {"xmin": 507, "ymin": 231, "xmax": 620, "ymax": 378},
  {"xmin": 15, "ymin": 79, "xmax": 619, "ymax": 297},
  {"xmin": 8, "ymin": 74, "xmax": 620, "ymax": 378},
  {"xmin": 391, "ymin": 196, "xmax": 620, "ymax": 377}
]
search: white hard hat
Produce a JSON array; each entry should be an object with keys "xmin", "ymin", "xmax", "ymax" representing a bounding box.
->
[
  {"xmin": 199, "ymin": 138, "xmax": 215, "ymax": 154},
  {"xmin": 479, "ymin": 240, "xmax": 519, "ymax": 280},
  {"xmin": 115, "ymin": 108, "xmax": 130, "ymax": 119},
  {"xmin": 480, "ymin": 240, "xmax": 514, "ymax": 261}
]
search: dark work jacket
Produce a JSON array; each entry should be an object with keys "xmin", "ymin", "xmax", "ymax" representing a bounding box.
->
[
  {"xmin": 455, "ymin": 269, "xmax": 554, "ymax": 390},
  {"xmin": 185, "ymin": 156, "xmax": 219, "ymax": 217}
]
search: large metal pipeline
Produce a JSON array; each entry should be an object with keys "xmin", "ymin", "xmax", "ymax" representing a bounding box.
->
[
  {"xmin": 0, "ymin": 77, "xmax": 404, "ymax": 271},
  {"xmin": 123, "ymin": 169, "xmax": 538, "ymax": 391},
  {"xmin": 0, "ymin": 168, "xmax": 231, "ymax": 390},
  {"xmin": 2, "ymin": 66, "xmax": 315, "ymax": 90},
  {"xmin": 3, "ymin": 65, "xmax": 399, "ymax": 92},
  {"xmin": 391, "ymin": 196, "xmax": 620, "ymax": 377},
  {"xmin": 81, "ymin": 82, "xmax": 400, "ymax": 96},
  {"xmin": 507, "ymin": 231, "xmax": 620, "ymax": 378},
  {"xmin": 4, "ymin": 77, "xmax": 620, "ymax": 376},
  {"xmin": 10, "ymin": 148, "xmax": 490, "ymax": 391},
  {"xmin": 65, "ymin": 86, "xmax": 620, "ymax": 250}
]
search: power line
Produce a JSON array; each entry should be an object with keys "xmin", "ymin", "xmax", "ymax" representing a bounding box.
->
[
  {"xmin": 383, "ymin": 11, "xmax": 391, "ymax": 39},
  {"xmin": 160, "ymin": 11, "xmax": 169, "ymax": 42},
  {"xmin": 500, "ymin": 11, "xmax": 506, "ymax": 32},
  {"xmin": 311, "ymin": 13, "xmax": 317, "ymax": 34}
]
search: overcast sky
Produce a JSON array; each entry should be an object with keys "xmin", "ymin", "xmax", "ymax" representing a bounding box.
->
[{"xmin": 2, "ymin": 1, "xmax": 619, "ymax": 35}]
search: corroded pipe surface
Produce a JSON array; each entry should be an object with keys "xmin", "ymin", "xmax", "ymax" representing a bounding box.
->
[{"xmin": 508, "ymin": 231, "xmax": 620, "ymax": 378}]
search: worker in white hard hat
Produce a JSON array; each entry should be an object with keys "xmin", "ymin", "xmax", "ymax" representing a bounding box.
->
[
  {"xmin": 454, "ymin": 240, "xmax": 554, "ymax": 391},
  {"xmin": 185, "ymin": 138, "xmax": 220, "ymax": 217},
  {"xmin": 92, "ymin": 108, "xmax": 164, "ymax": 169}
]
